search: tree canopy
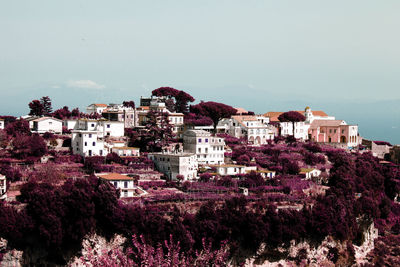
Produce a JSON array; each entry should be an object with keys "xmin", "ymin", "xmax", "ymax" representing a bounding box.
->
[
  {"xmin": 190, "ymin": 101, "xmax": 237, "ymax": 132},
  {"xmin": 152, "ymin": 87, "xmax": 195, "ymax": 114}
]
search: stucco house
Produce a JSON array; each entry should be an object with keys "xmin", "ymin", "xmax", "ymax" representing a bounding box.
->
[
  {"xmin": 219, "ymin": 115, "xmax": 275, "ymax": 145},
  {"xmin": 31, "ymin": 117, "xmax": 63, "ymax": 134},
  {"xmin": 97, "ymin": 173, "xmax": 140, "ymax": 198},
  {"xmin": 299, "ymin": 168, "xmax": 322, "ymax": 179},
  {"xmin": 112, "ymin": 147, "xmax": 140, "ymax": 157},
  {"xmin": 183, "ymin": 130, "xmax": 225, "ymax": 165},
  {"xmin": 86, "ymin": 103, "xmax": 107, "ymax": 114},
  {"xmin": 309, "ymin": 120, "xmax": 359, "ymax": 148},
  {"xmin": 148, "ymin": 152, "xmax": 198, "ymax": 181}
]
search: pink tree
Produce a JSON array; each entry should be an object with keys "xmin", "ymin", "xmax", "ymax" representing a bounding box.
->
[
  {"xmin": 278, "ymin": 111, "xmax": 306, "ymax": 137},
  {"xmin": 190, "ymin": 101, "xmax": 237, "ymax": 132}
]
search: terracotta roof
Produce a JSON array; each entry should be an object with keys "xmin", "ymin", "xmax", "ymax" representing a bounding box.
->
[
  {"xmin": 300, "ymin": 168, "xmax": 317, "ymax": 173},
  {"xmin": 97, "ymin": 173, "xmax": 134, "ymax": 181},
  {"xmin": 264, "ymin": 110, "xmax": 329, "ymax": 122},
  {"xmin": 93, "ymin": 104, "xmax": 107, "ymax": 107},
  {"xmin": 231, "ymin": 115, "xmax": 260, "ymax": 127},
  {"xmin": 263, "ymin": 112, "xmax": 284, "ymax": 122},
  {"xmin": 235, "ymin": 107, "xmax": 248, "ymax": 114},
  {"xmin": 310, "ymin": 120, "xmax": 345, "ymax": 129}
]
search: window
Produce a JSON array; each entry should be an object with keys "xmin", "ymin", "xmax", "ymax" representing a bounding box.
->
[
  {"xmin": 198, "ymin": 148, "xmax": 201, "ymax": 153},
  {"xmin": 205, "ymin": 148, "xmax": 208, "ymax": 153},
  {"xmin": 334, "ymin": 129, "xmax": 337, "ymax": 133},
  {"xmin": 114, "ymin": 182, "xmax": 118, "ymax": 187},
  {"xmin": 100, "ymin": 150, "xmax": 103, "ymax": 156},
  {"xmin": 84, "ymin": 142, "xmax": 87, "ymax": 146},
  {"xmin": 107, "ymin": 124, "xmax": 110, "ymax": 128},
  {"xmin": 342, "ymin": 130, "xmax": 344, "ymax": 134},
  {"xmin": 92, "ymin": 142, "xmax": 96, "ymax": 146},
  {"xmin": 205, "ymin": 138, "xmax": 208, "ymax": 143},
  {"xmin": 198, "ymin": 138, "xmax": 202, "ymax": 143},
  {"xmin": 49, "ymin": 122, "xmax": 52, "ymax": 125},
  {"xmin": 89, "ymin": 134, "xmax": 92, "ymax": 138},
  {"xmin": 79, "ymin": 134, "xmax": 82, "ymax": 137},
  {"xmin": 91, "ymin": 123, "xmax": 95, "ymax": 127},
  {"xmin": 124, "ymin": 181, "xmax": 128, "ymax": 188},
  {"xmin": 329, "ymin": 129, "xmax": 332, "ymax": 133}
]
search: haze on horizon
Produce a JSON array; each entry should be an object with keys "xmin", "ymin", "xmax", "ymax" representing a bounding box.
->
[{"xmin": 0, "ymin": 1, "xmax": 399, "ymax": 144}]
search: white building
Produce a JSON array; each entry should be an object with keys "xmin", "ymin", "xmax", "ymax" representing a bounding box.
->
[
  {"xmin": 300, "ymin": 168, "xmax": 322, "ymax": 180},
  {"xmin": 67, "ymin": 119, "xmax": 124, "ymax": 138},
  {"xmin": 86, "ymin": 103, "xmax": 108, "ymax": 114},
  {"xmin": 371, "ymin": 141, "xmax": 392, "ymax": 159},
  {"xmin": 212, "ymin": 164, "xmax": 257, "ymax": 176},
  {"xmin": 102, "ymin": 104, "xmax": 139, "ymax": 128},
  {"xmin": 138, "ymin": 99, "xmax": 185, "ymax": 136},
  {"xmin": 219, "ymin": 115, "xmax": 275, "ymax": 145},
  {"xmin": 0, "ymin": 174, "xmax": 6, "ymax": 200},
  {"xmin": 183, "ymin": 130, "xmax": 225, "ymax": 165},
  {"xmin": 0, "ymin": 119, "xmax": 4, "ymax": 130},
  {"xmin": 112, "ymin": 147, "xmax": 140, "ymax": 157},
  {"xmin": 257, "ymin": 170, "xmax": 276, "ymax": 179},
  {"xmin": 31, "ymin": 117, "xmax": 63, "ymax": 134},
  {"xmin": 279, "ymin": 121, "xmax": 310, "ymax": 140},
  {"xmin": 148, "ymin": 152, "xmax": 198, "ymax": 181},
  {"xmin": 97, "ymin": 173, "xmax": 141, "ymax": 198},
  {"xmin": 72, "ymin": 130, "xmax": 107, "ymax": 157},
  {"xmin": 264, "ymin": 107, "xmax": 336, "ymax": 140}
]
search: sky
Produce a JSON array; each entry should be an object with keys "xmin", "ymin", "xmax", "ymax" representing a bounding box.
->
[{"xmin": 0, "ymin": 1, "xmax": 399, "ymax": 144}]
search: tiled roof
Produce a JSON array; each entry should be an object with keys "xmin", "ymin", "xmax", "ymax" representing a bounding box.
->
[
  {"xmin": 231, "ymin": 115, "xmax": 259, "ymax": 127},
  {"xmin": 93, "ymin": 104, "xmax": 107, "ymax": 107},
  {"xmin": 235, "ymin": 107, "xmax": 248, "ymax": 114},
  {"xmin": 97, "ymin": 173, "xmax": 134, "ymax": 181},
  {"xmin": 264, "ymin": 110, "xmax": 329, "ymax": 122},
  {"xmin": 300, "ymin": 168, "xmax": 316, "ymax": 173},
  {"xmin": 310, "ymin": 120, "xmax": 345, "ymax": 129}
]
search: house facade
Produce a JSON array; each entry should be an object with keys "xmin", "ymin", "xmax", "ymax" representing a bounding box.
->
[
  {"xmin": 219, "ymin": 115, "xmax": 275, "ymax": 145},
  {"xmin": 264, "ymin": 107, "xmax": 335, "ymax": 140},
  {"xmin": 102, "ymin": 104, "xmax": 139, "ymax": 128},
  {"xmin": 86, "ymin": 103, "xmax": 107, "ymax": 114},
  {"xmin": 300, "ymin": 168, "xmax": 322, "ymax": 180},
  {"xmin": 0, "ymin": 119, "xmax": 4, "ymax": 130},
  {"xmin": 31, "ymin": 117, "xmax": 63, "ymax": 134},
  {"xmin": 183, "ymin": 130, "xmax": 225, "ymax": 165},
  {"xmin": 112, "ymin": 147, "xmax": 140, "ymax": 157},
  {"xmin": 147, "ymin": 152, "xmax": 198, "ymax": 180},
  {"xmin": 309, "ymin": 120, "xmax": 359, "ymax": 147},
  {"xmin": 72, "ymin": 130, "xmax": 107, "ymax": 157},
  {"xmin": 213, "ymin": 164, "xmax": 257, "ymax": 176},
  {"xmin": 97, "ymin": 173, "xmax": 138, "ymax": 198},
  {"xmin": 66, "ymin": 119, "xmax": 124, "ymax": 138}
]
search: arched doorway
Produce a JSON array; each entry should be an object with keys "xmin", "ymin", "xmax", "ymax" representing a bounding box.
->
[
  {"xmin": 341, "ymin": 136, "xmax": 346, "ymax": 143},
  {"xmin": 328, "ymin": 137, "xmax": 332, "ymax": 143},
  {"xmin": 249, "ymin": 136, "xmax": 254, "ymax": 144},
  {"xmin": 255, "ymin": 136, "xmax": 261, "ymax": 145}
]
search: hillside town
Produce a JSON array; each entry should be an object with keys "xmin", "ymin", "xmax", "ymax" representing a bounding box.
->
[{"xmin": 0, "ymin": 88, "xmax": 399, "ymax": 266}]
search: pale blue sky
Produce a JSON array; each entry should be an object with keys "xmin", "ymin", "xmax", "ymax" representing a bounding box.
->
[{"xmin": 0, "ymin": 1, "xmax": 399, "ymax": 143}]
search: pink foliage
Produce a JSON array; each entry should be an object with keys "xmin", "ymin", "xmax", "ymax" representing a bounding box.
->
[{"xmin": 81, "ymin": 235, "xmax": 228, "ymax": 267}]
